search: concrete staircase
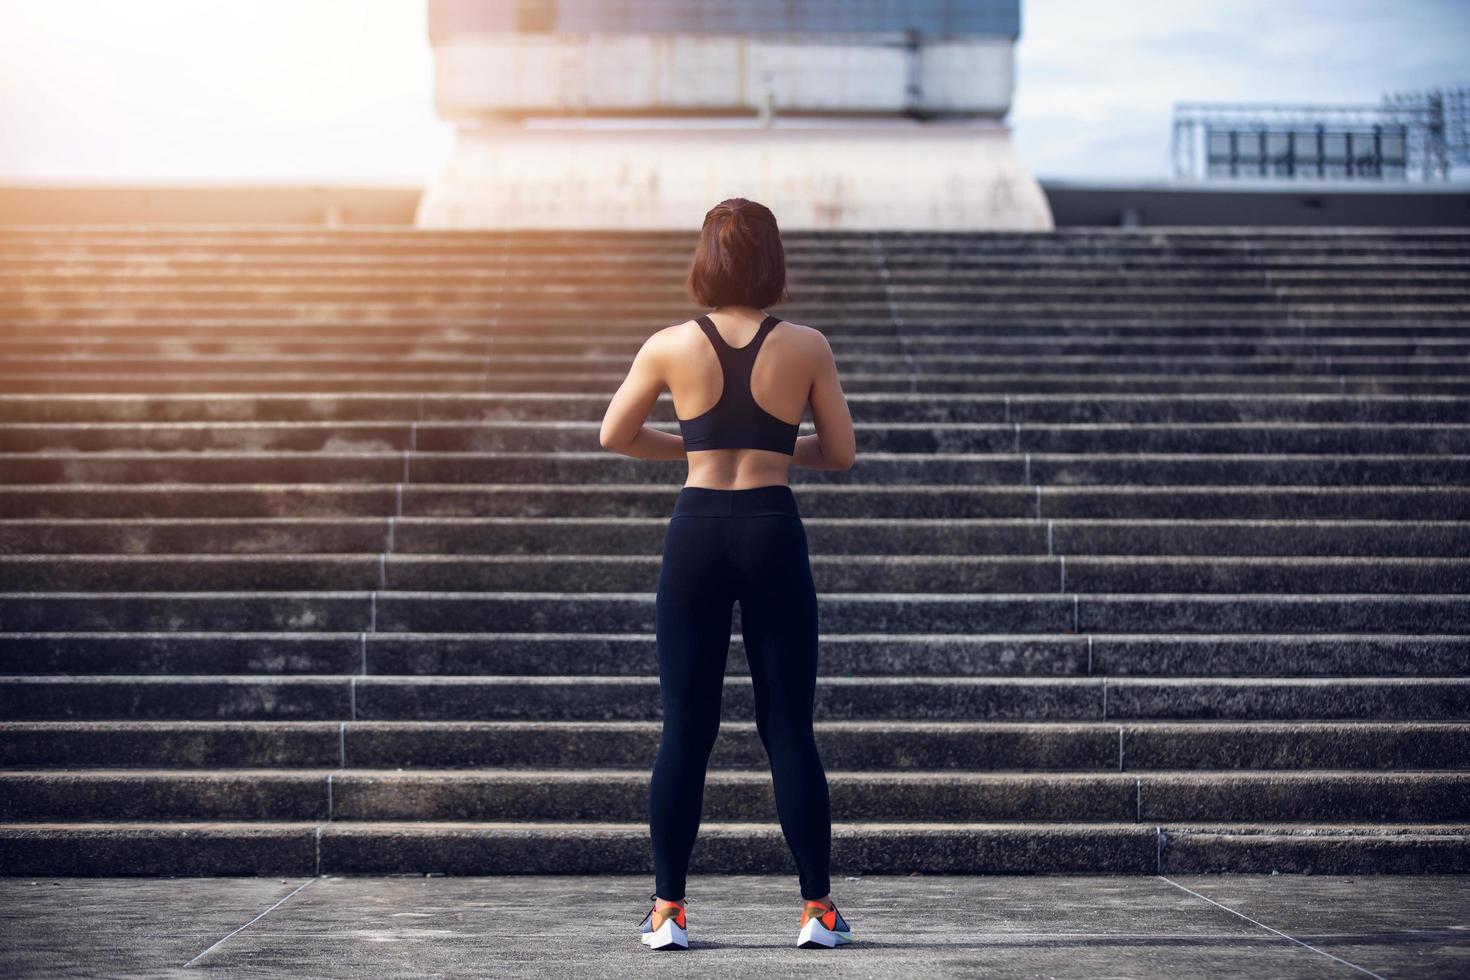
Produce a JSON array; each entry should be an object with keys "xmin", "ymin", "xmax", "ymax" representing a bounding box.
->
[{"xmin": 1, "ymin": 226, "xmax": 1467, "ymax": 876}]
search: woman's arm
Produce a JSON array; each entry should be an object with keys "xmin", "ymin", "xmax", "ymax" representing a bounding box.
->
[
  {"xmin": 792, "ymin": 331, "xmax": 856, "ymax": 470},
  {"xmin": 599, "ymin": 333, "xmax": 687, "ymax": 461}
]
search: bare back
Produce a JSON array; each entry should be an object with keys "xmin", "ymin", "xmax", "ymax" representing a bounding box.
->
[
  {"xmin": 667, "ymin": 311, "xmax": 817, "ymax": 489},
  {"xmin": 598, "ymin": 307, "xmax": 855, "ymax": 485}
]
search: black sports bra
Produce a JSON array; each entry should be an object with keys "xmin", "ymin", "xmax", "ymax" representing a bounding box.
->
[{"xmin": 676, "ymin": 314, "xmax": 801, "ymax": 456}]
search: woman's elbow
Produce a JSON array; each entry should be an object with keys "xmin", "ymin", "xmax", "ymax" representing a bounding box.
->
[{"xmin": 598, "ymin": 427, "xmax": 626, "ymax": 453}]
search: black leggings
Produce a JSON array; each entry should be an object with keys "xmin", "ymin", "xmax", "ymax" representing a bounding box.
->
[{"xmin": 649, "ymin": 484, "xmax": 832, "ymax": 902}]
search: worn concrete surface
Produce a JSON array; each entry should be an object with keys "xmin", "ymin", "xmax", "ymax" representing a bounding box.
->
[{"xmin": 1, "ymin": 874, "xmax": 1466, "ymax": 979}]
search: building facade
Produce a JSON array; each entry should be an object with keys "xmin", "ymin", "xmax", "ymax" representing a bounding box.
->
[{"xmin": 416, "ymin": 0, "xmax": 1053, "ymax": 229}]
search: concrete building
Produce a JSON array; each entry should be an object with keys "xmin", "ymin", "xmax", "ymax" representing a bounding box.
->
[{"xmin": 415, "ymin": 0, "xmax": 1054, "ymax": 230}]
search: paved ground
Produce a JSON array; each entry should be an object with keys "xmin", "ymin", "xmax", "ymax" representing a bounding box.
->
[{"xmin": 1, "ymin": 874, "xmax": 1466, "ymax": 978}]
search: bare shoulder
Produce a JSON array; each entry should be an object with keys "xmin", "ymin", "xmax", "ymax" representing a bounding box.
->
[
  {"xmin": 655, "ymin": 318, "xmax": 709, "ymax": 343},
  {"xmin": 642, "ymin": 319, "xmax": 701, "ymax": 358},
  {"xmin": 771, "ymin": 317, "xmax": 825, "ymax": 343},
  {"xmin": 772, "ymin": 318, "xmax": 835, "ymax": 359}
]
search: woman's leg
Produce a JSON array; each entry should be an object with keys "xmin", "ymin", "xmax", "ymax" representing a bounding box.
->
[
  {"xmin": 735, "ymin": 514, "xmax": 833, "ymax": 901},
  {"xmin": 649, "ymin": 516, "xmax": 736, "ymax": 902}
]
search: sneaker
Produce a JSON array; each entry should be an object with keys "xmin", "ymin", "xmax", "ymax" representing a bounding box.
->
[
  {"xmin": 797, "ymin": 898, "xmax": 853, "ymax": 949},
  {"xmin": 638, "ymin": 894, "xmax": 688, "ymax": 951}
]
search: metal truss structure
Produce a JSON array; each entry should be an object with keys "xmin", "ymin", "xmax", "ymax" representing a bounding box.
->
[{"xmin": 1171, "ymin": 87, "xmax": 1469, "ymax": 183}]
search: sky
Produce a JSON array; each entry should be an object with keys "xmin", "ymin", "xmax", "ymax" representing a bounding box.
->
[
  {"xmin": 0, "ymin": 0, "xmax": 1465, "ymax": 184},
  {"xmin": 1012, "ymin": 0, "xmax": 1470, "ymax": 179}
]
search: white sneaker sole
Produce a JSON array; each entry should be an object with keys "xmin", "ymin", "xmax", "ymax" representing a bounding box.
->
[
  {"xmin": 797, "ymin": 917, "xmax": 853, "ymax": 949},
  {"xmin": 640, "ymin": 919, "xmax": 689, "ymax": 950}
]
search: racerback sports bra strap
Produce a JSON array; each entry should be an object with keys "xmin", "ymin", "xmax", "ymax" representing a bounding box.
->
[
  {"xmin": 695, "ymin": 313, "xmax": 777, "ymax": 355},
  {"xmin": 677, "ymin": 314, "xmax": 801, "ymax": 456}
]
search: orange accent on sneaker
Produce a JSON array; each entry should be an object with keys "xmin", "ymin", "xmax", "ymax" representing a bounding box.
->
[
  {"xmin": 802, "ymin": 900, "xmax": 837, "ymax": 931},
  {"xmin": 653, "ymin": 901, "xmax": 686, "ymax": 929}
]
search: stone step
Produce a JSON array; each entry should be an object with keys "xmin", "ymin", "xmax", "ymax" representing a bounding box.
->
[
  {"xmin": 4, "ymin": 393, "xmax": 1462, "ymax": 424},
  {"xmin": 5, "ymin": 255, "xmax": 1464, "ymax": 276},
  {"xmin": 6, "ymin": 255, "xmax": 1467, "ymax": 274},
  {"xmin": 0, "ymin": 312, "xmax": 1451, "ymax": 339},
  {"xmin": 5, "ymin": 235, "xmax": 1467, "ymax": 253},
  {"xmin": 14, "ymin": 375, "xmax": 1469, "ymax": 396},
  {"xmin": 7, "ymin": 369, "xmax": 1470, "ymax": 400},
  {"xmin": 10, "ymin": 319, "xmax": 1468, "ymax": 342},
  {"xmin": 3, "ymin": 246, "xmax": 1465, "ymax": 267},
  {"xmin": 4, "ymin": 450, "xmax": 1468, "ymax": 484},
  {"xmin": 5, "ymin": 318, "xmax": 1464, "ymax": 345},
  {"xmin": 33, "ymin": 272, "xmax": 1470, "ymax": 294},
  {"xmin": 5, "ymin": 719, "xmax": 1466, "ymax": 770},
  {"xmin": 5, "ymin": 258, "xmax": 1464, "ymax": 282},
  {"xmin": 5, "ymin": 252, "xmax": 1453, "ymax": 275},
  {"xmin": 4, "ymin": 296, "xmax": 1463, "ymax": 315},
  {"xmin": 4, "ymin": 632, "xmax": 1465, "ymax": 678},
  {"xmin": 8, "ymin": 336, "xmax": 1470, "ymax": 361},
  {"xmin": 7, "ymin": 421, "xmax": 1470, "ymax": 455},
  {"xmin": 4, "ymin": 675, "xmax": 1467, "ymax": 721},
  {"xmin": 2, "ymin": 221, "xmax": 1460, "ymax": 233},
  {"xmin": 11, "ymin": 262, "xmax": 1468, "ymax": 279},
  {"xmin": 3, "ymin": 555, "xmax": 1466, "ymax": 595},
  {"xmin": 1, "ymin": 819, "xmax": 1465, "ymax": 876},
  {"xmin": 3, "ymin": 591, "xmax": 1469, "ymax": 634},
  {"xmin": 11, "ymin": 364, "xmax": 1470, "ymax": 387},
  {"xmin": 8, "ymin": 354, "xmax": 1470, "ymax": 379},
  {"xmin": 8, "ymin": 286, "xmax": 1469, "ymax": 310},
  {"xmin": 3, "ymin": 227, "xmax": 1450, "ymax": 241},
  {"xmin": 3, "ymin": 769, "xmax": 1467, "ymax": 823},
  {"xmin": 59, "ymin": 257, "xmax": 1445, "ymax": 276},
  {"xmin": 2, "ymin": 516, "xmax": 1463, "ymax": 556},
  {"xmin": 1, "ymin": 229, "xmax": 1465, "ymax": 249},
  {"xmin": 2, "ymin": 295, "xmax": 1458, "ymax": 318},
  {"xmin": 3, "ymin": 483, "xmax": 1466, "ymax": 520}
]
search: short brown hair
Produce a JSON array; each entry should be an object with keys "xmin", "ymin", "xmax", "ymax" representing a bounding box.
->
[{"xmin": 685, "ymin": 198, "xmax": 787, "ymax": 309}]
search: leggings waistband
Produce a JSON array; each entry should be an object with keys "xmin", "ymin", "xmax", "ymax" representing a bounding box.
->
[{"xmin": 671, "ymin": 484, "xmax": 800, "ymax": 518}]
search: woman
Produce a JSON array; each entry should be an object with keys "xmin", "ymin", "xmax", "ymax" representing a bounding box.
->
[{"xmin": 599, "ymin": 197, "xmax": 858, "ymax": 951}]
